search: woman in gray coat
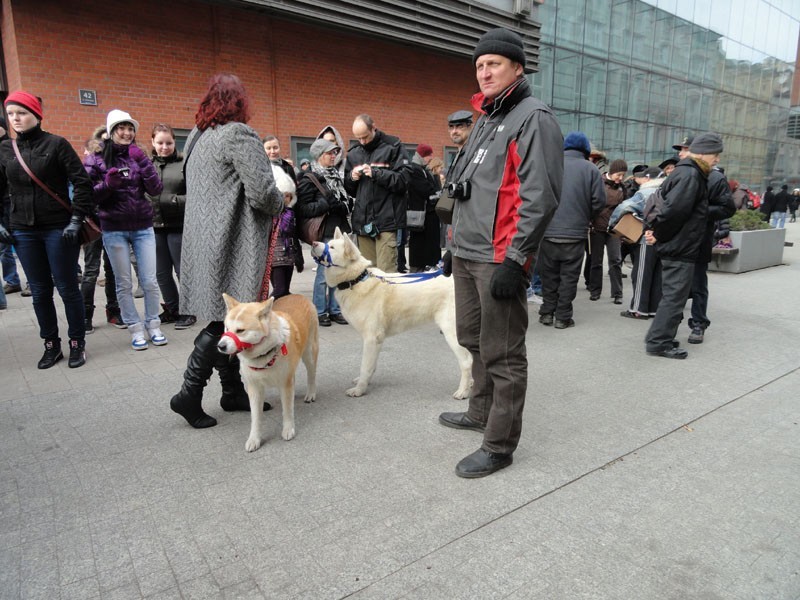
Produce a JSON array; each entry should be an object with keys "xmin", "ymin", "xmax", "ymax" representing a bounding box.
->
[{"xmin": 170, "ymin": 74, "xmax": 285, "ymax": 429}]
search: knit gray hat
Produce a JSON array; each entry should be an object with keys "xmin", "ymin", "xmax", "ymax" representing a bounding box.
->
[
  {"xmin": 473, "ymin": 28, "xmax": 525, "ymax": 68},
  {"xmin": 309, "ymin": 138, "xmax": 339, "ymax": 160},
  {"xmin": 689, "ymin": 133, "xmax": 724, "ymax": 154}
]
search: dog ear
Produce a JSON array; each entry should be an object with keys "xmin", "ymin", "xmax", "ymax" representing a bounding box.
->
[
  {"xmin": 333, "ymin": 226, "xmax": 342, "ymax": 239},
  {"xmin": 343, "ymin": 232, "xmax": 358, "ymax": 258},
  {"xmin": 222, "ymin": 293, "xmax": 239, "ymax": 310},
  {"xmin": 257, "ymin": 297, "xmax": 275, "ymax": 320}
]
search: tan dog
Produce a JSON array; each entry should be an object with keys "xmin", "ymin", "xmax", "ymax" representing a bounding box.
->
[
  {"xmin": 218, "ymin": 293, "xmax": 318, "ymax": 452},
  {"xmin": 310, "ymin": 227, "xmax": 472, "ymax": 399}
]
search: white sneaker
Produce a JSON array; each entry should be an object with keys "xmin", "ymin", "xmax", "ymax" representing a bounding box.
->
[
  {"xmin": 148, "ymin": 327, "xmax": 168, "ymax": 346},
  {"xmin": 131, "ymin": 331, "xmax": 148, "ymax": 351}
]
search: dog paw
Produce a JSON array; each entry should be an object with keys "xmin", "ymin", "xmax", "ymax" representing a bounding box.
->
[
  {"xmin": 303, "ymin": 394, "xmax": 316, "ymax": 403},
  {"xmin": 346, "ymin": 386, "xmax": 365, "ymax": 397},
  {"xmin": 282, "ymin": 426, "xmax": 295, "ymax": 441},
  {"xmin": 245, "ymin": 437, "xmax": 262, "ymax": 452},
  {"xmin": 453, "ymin": 388, "xmax": 471, "ymax": 400}
]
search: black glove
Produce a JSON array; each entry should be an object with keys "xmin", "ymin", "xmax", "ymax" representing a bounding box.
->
[
  {"xmin": 62, "ymin": 214, "xmax": 84, "ymax": 244},
  {"xmin": 0, "ymin": 224, "xmax": 14, "ymax": 245},
  {"xmin": 490, "ymin": 257, "xmax": 527, "ymax": 299},
  {"xmin": 441, "ymin": 250, "xmax": 452, "ymax": 277},
  {"xmin": 331, "ymin": 201, "xmax": 349, "ymax": 216}
]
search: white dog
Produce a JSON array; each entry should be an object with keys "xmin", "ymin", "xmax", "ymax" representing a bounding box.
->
[
  {"xmin": 310, "ymin": 227, "xmax": 472, "ymax": 399},
  {"xmin": 218, "ymin": 293, "xmax": 318, "ymax": 452}
]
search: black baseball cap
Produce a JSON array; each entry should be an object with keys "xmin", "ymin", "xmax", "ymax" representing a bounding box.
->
[{"xmin": 672, "ymin": 135, "xmax": 694, "ymax": 151}]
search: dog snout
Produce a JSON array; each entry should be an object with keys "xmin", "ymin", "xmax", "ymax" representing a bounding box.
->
[{"xmin": 217, "ymin": 339, "xmax": 236, "ymax": 355}]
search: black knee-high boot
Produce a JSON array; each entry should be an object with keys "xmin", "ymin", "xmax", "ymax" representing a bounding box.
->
[
  {"xmin": 216, "ymin": 353, "xmax": 272, "ymax": 412},
  {"xmin": 170, "ymin": 329, "xmax": 219, "ymax": 428}
]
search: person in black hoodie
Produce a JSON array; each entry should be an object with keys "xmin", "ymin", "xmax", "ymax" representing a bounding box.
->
[
  {"xmin": 645, "ymin": 132, "xmax": 723, "ymax": 359},
  {"xmin": 0, "ymin": 91, "xmax": 94, "ymax": 368},
  {"xmin": 345, "ymin": 114, "xmax": 409, "ymax": 273}
]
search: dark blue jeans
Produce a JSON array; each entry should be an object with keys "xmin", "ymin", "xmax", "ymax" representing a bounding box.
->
[{"xmin": 13, "ymin": 228, "xmax": 85, "ymax": 341}]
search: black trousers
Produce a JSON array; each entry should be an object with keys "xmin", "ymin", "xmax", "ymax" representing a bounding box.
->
[
  {"xmin": 645, "ymin": 259, "xmax": 694, "ymax": 352},
  {"xmin": 629, "ymin": 241, "xmax": 661, "ymax": 316},
  {"xmin": 588, "ymin": 231, "xmax": 622, "ymax": 299},
  {"xmin": 688, "ymin": 260, "xmax": 710, "ymax": 330},
  {"xmin": 537, "ymin": 238, "xmax": 585, "ymax": 320}
]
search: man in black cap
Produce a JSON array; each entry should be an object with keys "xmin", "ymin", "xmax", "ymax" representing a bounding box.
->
[
  {"xmin": 645, "ymin": 132, "xmax": 723, "ymax": 359},
  {"xmin": 447, "ymin": 110, "xmax": 474, "ymax": 152},
  {"xmin": 438, "ymin": 27, "xmax": 563, "ymax": 478}
]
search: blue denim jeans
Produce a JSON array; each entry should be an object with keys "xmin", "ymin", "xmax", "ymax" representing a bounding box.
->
[
  {"xmin": 313, "ymin": 263, "xmax": 341, "ymax": 316},
  {"xmin": 103, "ymin": 228, "xmax": 160, "ymax": 331},
  {"xmin": 1, "ymin": 241, "xmax": 20, "ymax": 286},
  {"xmin": 770, "ymin": 211, "xmax": 786, "ymax": 229},
  {"xmin": 13, "ymin": 228, "xmax": 85, "ymax": 340}
]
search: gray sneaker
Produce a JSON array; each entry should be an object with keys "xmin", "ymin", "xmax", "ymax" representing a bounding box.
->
[{"xmin": 688, "ymin": 326, "xmax": 704, "ymax": 344}]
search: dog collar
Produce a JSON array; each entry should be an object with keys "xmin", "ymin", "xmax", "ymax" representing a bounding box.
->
[
  {"xmin": 248, "ymin": 343, "xmax": 288, "ymax": 370},
  {"xmin": 337, "ymin": 269, "xmax": 370, "ymax": 290},
  {"xmin": 221, "ymin": 331, "xmax": 265, "ymax": 353}
]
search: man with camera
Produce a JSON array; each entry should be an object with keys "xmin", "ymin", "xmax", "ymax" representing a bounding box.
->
[
  {"xmin": 438, "ymin": 28, "xmax": 563, "ymax": 478},
  {"xmin": 345, "ymin": 114, "xmax": 409, "ymax": 273}
]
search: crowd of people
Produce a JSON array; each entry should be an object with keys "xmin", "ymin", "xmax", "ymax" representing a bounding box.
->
[{"xmin": 0, "ymin": 27, "xmax": 796, "ymax": 479}]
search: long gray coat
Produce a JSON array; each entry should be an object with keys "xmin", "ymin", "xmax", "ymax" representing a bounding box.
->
[{"xmin": 180, "ymin": 122, "xmax": 284, "ymax": 321}]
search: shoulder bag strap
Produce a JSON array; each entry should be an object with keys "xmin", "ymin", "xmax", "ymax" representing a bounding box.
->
[
  {"xmin": 304, "ymin": 172, "xmax": 330, "ymax": 199},
  {"xmin": 181, "ymin": 128, "xmax": 204, "ymax": 178},
  {"xmin": 12, "ymin": 139, "xmax": 73, "ymax": 215}
]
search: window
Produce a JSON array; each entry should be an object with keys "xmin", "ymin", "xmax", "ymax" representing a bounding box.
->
[
  {"xmin": 290, "ymin": 136, "xmax": 316, "ymax": 166},
  {"xmin": 173, "ymin": 128, "xmax": 191, "ymax": 152}
]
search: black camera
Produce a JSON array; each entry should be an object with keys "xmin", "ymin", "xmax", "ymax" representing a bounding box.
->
[
  {"xmin": 118, "ymin": 167, "xmax": 130, "ymax": 178},
  {"xmin": 446, "ymin": 180, "xmax": 471, "ymax": 201}
]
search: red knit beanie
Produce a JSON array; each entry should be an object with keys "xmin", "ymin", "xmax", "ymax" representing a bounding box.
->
[
  {"xmin": 4, "ymin": 91, "xmax": 43, "ymax": 120},
  {"xmin": 416, "ymin": 143, "xmax": 433, "ymax": 158}
]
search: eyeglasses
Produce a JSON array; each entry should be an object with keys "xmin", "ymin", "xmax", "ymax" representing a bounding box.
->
[{"xmin": 324, "ymin": 148, "xmax": 341, "ymax": 156}]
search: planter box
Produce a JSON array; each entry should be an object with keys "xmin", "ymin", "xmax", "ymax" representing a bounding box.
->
[{"xmin": 708, "ymin": 228, "xmax": 786, "ymax": 273}]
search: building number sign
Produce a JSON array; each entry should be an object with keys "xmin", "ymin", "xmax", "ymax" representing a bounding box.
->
[{"xmin": 79, "ymin": 89, "xmax": 97, "ymax": 106}]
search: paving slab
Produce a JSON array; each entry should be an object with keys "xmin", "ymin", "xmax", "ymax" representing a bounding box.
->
[{"xmin": 0, "ymin": 223, "xmax": 798, "ymax": 599}]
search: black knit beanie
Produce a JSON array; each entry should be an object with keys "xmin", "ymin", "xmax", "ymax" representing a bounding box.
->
[{"xmin": 473, "ymin": 28, "xmax": 526, "ymax": 68}]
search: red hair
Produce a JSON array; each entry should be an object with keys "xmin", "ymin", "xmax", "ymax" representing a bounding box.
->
[{"xmin": 195, "ymin": 74, "xmax": 251, "ymax": 130}]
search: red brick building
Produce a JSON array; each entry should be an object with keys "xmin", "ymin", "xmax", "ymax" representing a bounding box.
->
[{"xmin": 1, "ymin": 0, "xmax": 541, "ymax": 161}]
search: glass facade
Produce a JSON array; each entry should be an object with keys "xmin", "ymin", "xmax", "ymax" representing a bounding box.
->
[{"xmin": 531, "ymin": 0, "xmax": 800, "ymax": 191}]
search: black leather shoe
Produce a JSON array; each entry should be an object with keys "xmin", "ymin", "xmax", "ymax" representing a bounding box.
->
[
  {"xmin": 330, "ymin": 313, "xmax": 348, "ymax": 325},
  {"xmin": 438, "ymin": 411, "xmax": 485, "ymax": 432},
  {"xmin": 554, "ymin": 318, "xmax": 575, "ymax": 329},
  {"xmin": 38, "ymin": 339, "xmax": 63, "ymax": 369},
  {"xmin": 538, "ymin": 313, "xmax": 554, "ymax": 326},
  {"xmin": 318, "ymin": 314, "xmax": 332, "ymax": 327},
  {"xmin": 613, "ymin": 297, "xmax": 623, "ymax": 305},
  {"xmin": 455, "ymin": 448, "xmax": 513, "ymax": 478},
  {"xmin": 647, "ymin": 347, "xmax": 688, "ymax": 359},
  {"xmin": 590, "ymin": 294, "xmax": 600, "ymax": 301}
]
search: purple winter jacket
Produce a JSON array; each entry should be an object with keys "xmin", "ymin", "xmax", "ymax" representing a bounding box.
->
[{"xmin": 84, "ymin": 143, "xmax": 163, "ymax": 231}]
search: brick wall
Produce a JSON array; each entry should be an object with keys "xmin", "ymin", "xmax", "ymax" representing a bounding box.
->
[{"xmin": 2, "ymin": 0, "xmax": 478, "ymax": 159}]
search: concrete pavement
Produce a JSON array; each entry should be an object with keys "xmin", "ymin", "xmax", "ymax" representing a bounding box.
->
[{"xmin": 1, "ymin": 223, "xmax": 798, "ymax": 599}]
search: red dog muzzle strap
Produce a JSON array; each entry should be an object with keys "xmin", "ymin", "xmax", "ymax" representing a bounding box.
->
[{"xmin": 220, "ymin": 331, "xmax": 263, "ymax": 353}]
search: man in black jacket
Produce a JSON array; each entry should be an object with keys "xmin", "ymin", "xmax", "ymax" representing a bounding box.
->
[
  {"xmin": 687, "ymin": 165, "xmax": 735, "ymax": 344},
  {"xmin": 645, "ymin": 133, "xmax": 723, "ymax": 359},
  {"xmin": 345, "ymin": 114, "xmax": 409, "ymax": 273}
]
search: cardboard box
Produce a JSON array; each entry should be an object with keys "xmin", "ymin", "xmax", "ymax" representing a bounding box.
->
[{"xmin": 611, "ymin": 213, "xmax": 644, "ymax": 244}]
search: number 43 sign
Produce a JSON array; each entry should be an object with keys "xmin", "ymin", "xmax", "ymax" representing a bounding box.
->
[{"xmin": 78, "ymin": 89, "xmax": 97, "ymax": 106}]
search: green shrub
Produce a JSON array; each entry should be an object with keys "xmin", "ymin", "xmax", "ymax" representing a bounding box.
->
[{"xmin": 729, "ymin": 209, "xmax": 771, "ymax": 231}]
